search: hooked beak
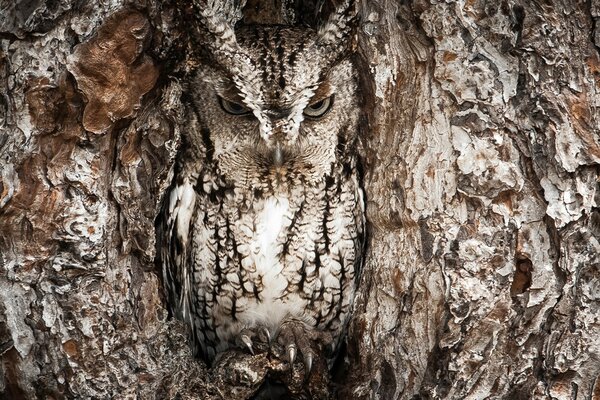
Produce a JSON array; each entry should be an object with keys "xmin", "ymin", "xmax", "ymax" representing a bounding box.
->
[{"xmin": 272, "ymin": 143, "xmax": 283, "ymax": 166}]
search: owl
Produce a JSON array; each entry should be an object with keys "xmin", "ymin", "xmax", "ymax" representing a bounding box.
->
[{"xmin": 158, "ymin": 0, "xmax": 365, "ymax": 377}]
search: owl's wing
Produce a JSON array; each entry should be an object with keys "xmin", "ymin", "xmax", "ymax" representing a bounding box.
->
[{"xmin": 158, "ymin": 178, "xmax": 197, "ymax": 326}]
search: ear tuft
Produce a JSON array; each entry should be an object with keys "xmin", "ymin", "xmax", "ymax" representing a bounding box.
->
[
  {"xmin": 192, "ymin": 0, "xmax": 246, "ymax": 53},
  {"xmin": 317, "ymin": 0, "xmax": 358, "ymax": 48}
]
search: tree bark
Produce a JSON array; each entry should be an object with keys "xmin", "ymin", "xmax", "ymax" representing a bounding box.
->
[{"xmin": 1, "ymin": 0, "xmax": 599, "ymax": 399}]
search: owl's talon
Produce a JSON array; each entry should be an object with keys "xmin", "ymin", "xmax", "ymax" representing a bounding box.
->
[
  {"xmin": 277, "ymin": 319, "xmax": 321, "ymax": 378},
  {"xmin": 304, "ymin": 351, "xmax": 313, "ymax": 375},
  {"xmin": 240, "ymin": 334, "xmax": 254, "ymax": 355},
  {"xmin": 287, "ymin": 343, "xmax": 297, "ymax": 366},
  {"xmin": 262, "ymin": 327, "xmax": 272, "ymax": 344}
]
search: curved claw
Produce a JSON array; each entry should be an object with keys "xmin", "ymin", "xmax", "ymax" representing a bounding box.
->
[
  {"xmin": 240, "ymin": 334, "xmax": 254, "ymax": 355},
  {"xmin": 304, "ymin": 351, "xmax": 313, "ymax": 375},
  {"xmin": 287, "ymin": 343, "xmax": 297, "ymax": 366},
  {"xmin": 262, "ymin": 327, "xmax": 272, "ymax": 343}
]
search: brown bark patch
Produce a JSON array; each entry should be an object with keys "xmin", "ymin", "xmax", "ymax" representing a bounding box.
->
[
  {"xmin": 494, "ymin": 190, "xmax": 514, "ymax": 212},
  {"xmin": 511, "ymin": 254, "xmax": 532, "ymax": 296},
  {"xmin": 585, "ymin": 54, "xmax": 600, "ymax": 87},
  {"xmin": 592, "ymin": 375, "xmax": 600, "ymax": 400},
  {"xmin": 68, "ymin": 10, "xmax": 159, "ymax": 134},
  {"xmin": 25, "ymin": 74, "xmax": 84, "ymax": 137},
  {"xmin": 565, "ymin": 91, "xmax": 600, "ymax": 160},
  {"xmin": 62, "ymin": 340, "xmax": 78, "ymax": 358},
  {"xmin": 25, "ymin": 77, "xmax": 66, "ymax": 134},
  {"xmin": 442, "ymin": 51, "xmax": 458, "ymax": 62},
  {"xmin": 2, "ymin": 73, "xmax": 90, "ymax": 272}
]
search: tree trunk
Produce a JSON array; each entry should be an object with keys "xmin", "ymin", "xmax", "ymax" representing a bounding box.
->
[{"xmin": 1, "ymin": 0, "xmax": 599, "ymax": 399}]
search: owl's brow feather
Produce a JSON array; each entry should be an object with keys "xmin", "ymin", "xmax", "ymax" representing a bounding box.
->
[
  {"xmin": 217, "ymin": 81, "xmax": 245, "ymax": 104},
  {"xmin": 310, "ymin": 81, "xmax": 332, "ymax": 103}
]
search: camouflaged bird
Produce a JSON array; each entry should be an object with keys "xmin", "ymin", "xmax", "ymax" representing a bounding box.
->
[{"xmin": 159, "ymin": 0, "xmax": 365, "ymax": 374}]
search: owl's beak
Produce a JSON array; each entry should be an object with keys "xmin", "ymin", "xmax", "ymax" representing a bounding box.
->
[{"xmin": 272, "ymin": 143, "xmax": 283, "ymax": 166}]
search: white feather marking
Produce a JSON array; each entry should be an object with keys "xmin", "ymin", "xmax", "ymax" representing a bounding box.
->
[
  {"xmin": 256, "ymin": 197, "xmax": 286, "ymax": 264},
  {"xmin": 176, "ymin": 181, "xmax": 196, "ymax": 246},
  {"xmin": 240, "ymin": 196, "xmax": 304, "ymax": 331},
  {"xmin": 256, "ymin": 113, "xmax": 272, "ymax": 139},
  {"xmin": 173, "ymin": 180, "xmax": 196, "ymax": 321},
  {"xmin": 168, "ymin": 189, "xmax": 178, "ymax": 215},
  {"xmin": 274, "ymin": 143, "xmax": 283, "ymax": 165}
]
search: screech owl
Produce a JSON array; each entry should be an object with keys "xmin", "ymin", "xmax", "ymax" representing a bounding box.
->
[{"xmin": 158, "ymin": 0, "xmax": 365, "ymax": 376}]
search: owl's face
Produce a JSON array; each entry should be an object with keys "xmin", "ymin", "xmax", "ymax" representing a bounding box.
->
[{"xmin": 188, "ymin": 25, "xmax": 359, "ymax": 188}]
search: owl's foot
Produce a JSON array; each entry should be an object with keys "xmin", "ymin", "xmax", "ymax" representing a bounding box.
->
[
  {"xmin": 261, "ymin": 319, "xmax": 333, "ymax": 398},
  {"xmin": 276, "ymin": 319, "xmax": 333, "ymax": 376},
  {"xmin": 236, "ymin": 326, "xmax": 272, "ymax": 355}
]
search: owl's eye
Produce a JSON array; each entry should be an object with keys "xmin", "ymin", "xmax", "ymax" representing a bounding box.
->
[
  {"xmin": 219, "ymin": 97, "xmax": 251, "ymax": 115},
  {"xmin": 303, "ymin": 96, "xmax": 333, "ymax": 119}
]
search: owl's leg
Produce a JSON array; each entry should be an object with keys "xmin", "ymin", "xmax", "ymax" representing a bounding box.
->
[{"xmin": 276, "ymin": 319, "xmax": 333, "ymax": 376}]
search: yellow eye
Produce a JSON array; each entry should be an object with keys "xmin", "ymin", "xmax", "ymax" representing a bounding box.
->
[
  {"xmin": 303, "ymin": 96, "xmax": 333, "ymax": 118},
  {"xmin": 219, "ymin": 97, "xmax": 251, "ymax": 115}
]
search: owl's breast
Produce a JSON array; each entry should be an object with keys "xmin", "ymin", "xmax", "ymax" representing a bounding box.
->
[
  {"xmin": 234, "ymin": 196, "xmax": 306, "ymax": 332},
  {"xmin": 189, "ymin": 174, "xmax": 363, "ymax": 358}
]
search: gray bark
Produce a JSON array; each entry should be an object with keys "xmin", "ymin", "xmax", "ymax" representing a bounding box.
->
[{"xmin": 1, "ymin": 0, "xmax": 599, "ymax": 399}]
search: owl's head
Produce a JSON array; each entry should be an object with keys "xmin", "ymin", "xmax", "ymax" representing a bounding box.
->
[{"xmin": 186, "ymin": 1, "xmax": 360, "ymax": 189}]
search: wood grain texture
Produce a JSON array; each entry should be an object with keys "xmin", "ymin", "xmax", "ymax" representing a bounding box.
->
[
  {"xmin": 345, "ymin": 1, "xmax": 600, "ymax": 399},
  {"xmin": 0, "ymin": 0, "xmax": 598, "ymax": 399}
]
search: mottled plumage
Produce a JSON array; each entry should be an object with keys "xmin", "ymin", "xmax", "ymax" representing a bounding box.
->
[{"xmin": 159, "ymin": 1, "xmax": 364, "ymax": 368}]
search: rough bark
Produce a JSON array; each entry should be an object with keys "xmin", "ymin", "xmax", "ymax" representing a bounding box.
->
[
  {"xmin": 346, "ymin": 1, "xmax": 600, "ymax": 399},
  {"xmin": 1, "ymin": 0, "xmax": 599, "ymax": 399}
]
